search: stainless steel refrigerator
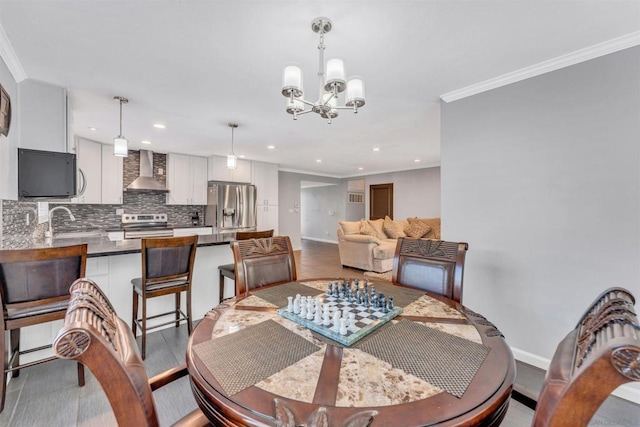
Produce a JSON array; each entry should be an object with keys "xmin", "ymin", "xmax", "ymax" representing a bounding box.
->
[{"xmin": 205, "ymin": 182, "xmax": 257, "ymax": 233}]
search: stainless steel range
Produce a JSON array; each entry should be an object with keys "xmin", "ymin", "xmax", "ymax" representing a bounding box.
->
[{"xmin": 121, "ymin": 213, "xmax": 173, "ymax": 239}]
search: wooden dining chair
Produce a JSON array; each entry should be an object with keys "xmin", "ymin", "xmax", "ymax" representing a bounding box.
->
[
  {"xmin": 54, "ymin": 278, "xmax": 210, "ymax": 427},
  {"xmin": 511, "ymin": 287, "xmax": 640, "ymax": 426},
  {"xmin": 0, "ymin": 244, "xmax": 87, "ymax": 412},
  {"xmin": 218, "ymin": 229, "xmax": 274, "ymax": 302},
  {"xmin": 131, "ymin": 235, "xmax": 198, "ymax": 359},
  {"xmin": 391, "ymin": 237, "xmax": 468, "ymax": 303},
  {"xmin": 231, "ymin": 236, "xmax": 297, "ymax": 297}
]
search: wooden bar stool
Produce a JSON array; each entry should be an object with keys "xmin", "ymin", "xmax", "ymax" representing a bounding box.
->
[
  {"xmin": 131, "ymin": 235, "xmax": 198, "ymax": 359},
  {"xmin": 218, "ymin": 229, "xmax": 273, "ymax": 301},
  {"xmin": 0, "ymin": 244, "xmax": 87, "ymax": 412}
]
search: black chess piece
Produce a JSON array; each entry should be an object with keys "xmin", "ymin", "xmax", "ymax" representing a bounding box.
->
[
  {"xmin": 388, "ymin": 296, "xmax": 394, "ymax": 310},
  {"xmin": 380, "ymin": 295, "xmax": 388, "ymax": 313}
]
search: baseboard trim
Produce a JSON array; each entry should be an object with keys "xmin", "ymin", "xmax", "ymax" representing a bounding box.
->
[
  {"xmin": 511, "ymin": 346, "xmax": 640, "ymax": 405},
  {"xmin": 301, "ymin": 237, "xmax": 338, "ymax": 244}
]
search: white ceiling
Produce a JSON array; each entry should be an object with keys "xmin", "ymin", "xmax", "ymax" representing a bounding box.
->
[{"xmin": 1, "ymin": 1, "xmax": 639, "ymax": 178}]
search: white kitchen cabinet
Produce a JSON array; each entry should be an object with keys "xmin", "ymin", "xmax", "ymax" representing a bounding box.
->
[
  {"xmin": 19, "ymin": 79, "xmax": 69, "ymax": 153},
  {"xmin": 251, "ymin": 161, "xmax": 279, "ymax": 206},
  {"xmin": 73, "ymin": 137, "xmax": 102, "ymax": 203},
  {"xmin": 101, "ymin": 144, "xmax": 123, "ymax": 204},
  {"xmin": 166, "ymin": 153, "xmax": 208, "ymax": 205},
  {"xmin": 173, "ymin": 226, "xmax": 213, "ymax": 237},
  {"xmin": 257, "ymin": 205, "xmax": 278, "ymax": 235},
  {"xmin": 207, "ymin": 155, "xmax": 251, "ymax": 183}
]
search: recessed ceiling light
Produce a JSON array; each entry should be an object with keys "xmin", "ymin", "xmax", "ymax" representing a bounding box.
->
[
  {"xmin": 239, "ymin": 154, "xmax": 246, "ymax": 158},
  {"xmin": 267, "ymin": 145, "xmax": 275, "ymax": 150},
  {"xmin": 414, "ymin": 159, "xmax": 421, "ymax": 162},
  {"xmin": 88, "ymin": 127, "xmax": 97, "ymax": 131},
  {"xmin": 358, "ymin": 167, "xmax": 364, "ymax": 170},
  {"xmin": 372, "ymin": 147, "xmax": 380, "ymax": 152},
  {"xmin": 153, "ymin": 123, "xmax": 166, "ymax": 129},
  {"xmin": 141, "ymin": 140, "xmax": 151, "ymax": 145},
  {"xmin": 316, "ymin": 159, "xmax": 322, "ymax": 163}
]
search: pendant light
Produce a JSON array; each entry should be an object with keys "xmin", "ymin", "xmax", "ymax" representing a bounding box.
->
[
  {"xmin": 227, "ymin": 123, "xmax": 238, "ymax": 169},
  {"xmin": 113, "ymin": 96, "xmax": 129, "ymax": 157}
]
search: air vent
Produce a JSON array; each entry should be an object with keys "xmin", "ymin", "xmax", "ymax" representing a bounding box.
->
[{"xmin": 348, "ymin": 192, "xmax": 364, "ymax": 203}]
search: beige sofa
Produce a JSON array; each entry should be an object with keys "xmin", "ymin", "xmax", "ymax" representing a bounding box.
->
[{"xmin": 336, "ymin": 217, "xmax": 441, "ymax": 273}]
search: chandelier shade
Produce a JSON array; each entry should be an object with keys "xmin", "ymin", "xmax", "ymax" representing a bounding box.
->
[
  {"xmin": 281, "ymin": 17, "xmax": 365, "ymax": 124},
  {"xmin": 113, "ymin": 96, "xmax": 129, "ymax": 157}
]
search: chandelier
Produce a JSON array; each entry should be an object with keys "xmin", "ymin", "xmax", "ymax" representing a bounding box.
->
[{"xmin": 281, "ymin": 17, "xmax": 365, "ymax": 124}]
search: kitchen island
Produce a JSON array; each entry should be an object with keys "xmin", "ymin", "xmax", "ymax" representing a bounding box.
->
[{"xmin": 14, "ymin": 233, "xmax": 237, "ymax": 360}]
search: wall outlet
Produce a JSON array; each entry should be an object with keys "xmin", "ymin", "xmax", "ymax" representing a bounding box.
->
[
  {"xmin": 37, "ymin": 202, "xmax": 49, "ymax": 223},
  {"xmin": 116, "ymin": 208, "xmax": 124, "ymax": 215},
  {"xmin": 158, "ymin": 168, "xmax": 164, "ymax": 175}
]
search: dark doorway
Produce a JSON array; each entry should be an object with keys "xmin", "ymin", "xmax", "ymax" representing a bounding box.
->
[{"xmin": 370, "ymin": 183, "xmax": 393, "ymax": 220}]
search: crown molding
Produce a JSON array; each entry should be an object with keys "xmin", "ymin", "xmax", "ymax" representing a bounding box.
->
[
  {"xmin": 0, "ymin": 23, "xmax": 26, "ymax": 82},
  {"xmin": 441, "ymin": 31, "xmax": 640, "ymax": 103}
]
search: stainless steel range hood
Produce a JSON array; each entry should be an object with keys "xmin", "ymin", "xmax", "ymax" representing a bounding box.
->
[{"xmin": 125, "ymin": 150, "xmax": 168, "ymax": 192}]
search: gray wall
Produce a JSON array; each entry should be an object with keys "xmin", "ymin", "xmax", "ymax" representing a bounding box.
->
[
  {"xmin": 358, "ymin": 167, "xmax": 441, "ymax": 221},
  {"xmin": 441, "ymin": 45, "xmax": 640, "ymax": 377},
  {"xmin": 301, "ymin": 184, "xmax": 343, "ymax": 242}
]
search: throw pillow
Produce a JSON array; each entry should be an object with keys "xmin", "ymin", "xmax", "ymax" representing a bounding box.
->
[
  {"xmin": 405, "ymin": 218, "xmax": 432, "ymax": 238},
  {"xmin": 368, "ymin": 219, "xmax": 388, "ymax": 239},
  {"xmin": 359, "ymin": 219, "xmax": 376, "ymax": 236},
  {"xmin": 416, "ymin": 217, "xmax": 441, "ymax": 239},
  {"xmin": 383, "ymin": 215, "xmax": 406, "ymax": 239}
]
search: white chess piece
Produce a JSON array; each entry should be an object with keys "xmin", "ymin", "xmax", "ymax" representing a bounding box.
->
[
  {"xmin": 332, "ymin": 310, "xmax": 342, "ymax": 331},
  {"xmin": 339, "ymin": 318, "xmax": 348, "ymax": 335},
  {"xmin": 293, "ymin": 296, "xmax": 300, "ymax": 314},
  {"xmin": 314, "ymin": 307, "xmax": 322, "ymax": 324},
  {"xmin": 299, "ymin": 301, "xmax": 307, "ymax": 318},
  {"xmin": 348, "ymin": 312, "xmax": 357, "ymax": 331},
  {"xmin": 322, "ymin": 310, "xmax": 331, "ymax": 326},
  {"xmin": 306, "ymin": 299, "xmax": 314, "ymax": 320},
  {"xmin": 287, "ymin": 296, "xmax": 293, "ymax": 312}
]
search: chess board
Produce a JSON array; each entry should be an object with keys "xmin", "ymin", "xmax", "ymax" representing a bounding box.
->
[{"xmin": 277, "ymin": 294, "xmax": 403, "ymax": 347}]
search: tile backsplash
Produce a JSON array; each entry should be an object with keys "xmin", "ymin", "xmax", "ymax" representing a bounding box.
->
[{"xmin": 1, "ymin": 150, "xmax": 206, "ymax": 249}]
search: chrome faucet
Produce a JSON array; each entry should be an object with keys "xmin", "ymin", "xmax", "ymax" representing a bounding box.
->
[{"xmin": 44, "ymin": 206, "xmax": 76, "ymax": 238}]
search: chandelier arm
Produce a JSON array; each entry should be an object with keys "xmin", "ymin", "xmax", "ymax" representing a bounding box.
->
[
  {"xmin": 298, "ymin": 98, "xmax": 317, "ymax": 108},
  {"xmin": 321, "ymin": 90, "xmax": 337, "ymax": 107},
  {"xmin": 295, "ymin": 109, "xmax": 314, "ymax": 116},
  {"xmin": 317, "ymin": 33, "xmax": 326, "ymax": 102}
]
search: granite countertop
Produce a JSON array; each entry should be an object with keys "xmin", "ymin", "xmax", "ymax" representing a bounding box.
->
[{"xmin": 25, "ymin": 233, "xmax": 234, "ymax": 257}]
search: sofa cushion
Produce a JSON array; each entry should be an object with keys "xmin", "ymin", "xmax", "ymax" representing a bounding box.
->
[
  {"xmin": 372, "ymin": 241, "xmax": 397, "ymax": 259},
  {"xmin": 417, "ymin": 217, "xmax": 441, "ymax": 239},
  {"xmin": 368, "ymin": 219, "xmax": 388, "ymax": 239},
  {"xmin": 359, "ymin": 219, "xmax": 376, "ymax": 236},
  {"xmin": 339, "ymin": 220, "xmax": 361, "ymax": 235},
  {"xmin": 383, "ymin": 216, "xmax": 406, "ymax": 239},
  {"xmin": 405, "ymin": 218, "xmax": 432, "ymax": 238}
]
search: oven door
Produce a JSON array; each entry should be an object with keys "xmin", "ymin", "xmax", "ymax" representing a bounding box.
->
[{"xmin": 123, "ymin": 228, "xmax": 174, "ymax": 239}]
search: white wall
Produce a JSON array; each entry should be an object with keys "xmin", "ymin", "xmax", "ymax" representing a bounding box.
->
[
  {"xmin": 441, "ymin": 46, "xmax": 640, "ymax": 399},
  {"xmin": 0, "ymin": 52, "xmax": 18, "ymax": 201}
]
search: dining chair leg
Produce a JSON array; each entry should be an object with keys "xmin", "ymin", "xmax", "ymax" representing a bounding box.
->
[
  {"xmin": 9, "ymin": 329, "xmax": 19, "ymax": 378},
  {"xmin": 141, "ymin": 296, "xmax": 147, "ymax": 360},
  {"xmin": 219, "ymin": 271, "xmax": 225, "ymax": 302},
  {"xmin": 77, "ymin": 363, "xmax": 85, "ymax": 386},
  {"xmin": 186, "ymin": 289, "xmax": 193, "ymax": 334},
  {"xmin": 175, "ymin": 293, "xmax": 181, "ymax": 328},
  {"xmin": 132, "ymin": 291, "xmax": 138, "ymax": 337}
]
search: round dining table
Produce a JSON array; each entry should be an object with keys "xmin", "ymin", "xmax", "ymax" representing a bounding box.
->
[{"xmin": 186, "ymin": 279, "xmax": 515, "ymax": 427}]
